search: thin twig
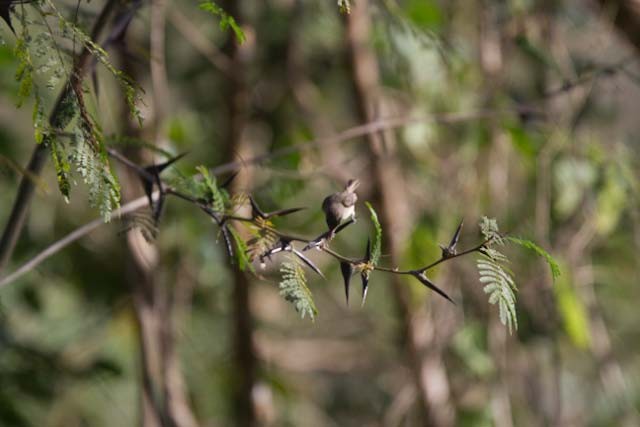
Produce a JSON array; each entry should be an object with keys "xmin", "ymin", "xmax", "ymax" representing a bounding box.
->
[
  {"xmin": 0, "ymin": 194, "xmax": 153, "ymax": 288},
  {"xmin": 208, "ymin": 108, "xmax": 540, "ymax": 176},
  {"xmin": 168, "ymin": 8, "xmax": 233, "ymax": 75}
]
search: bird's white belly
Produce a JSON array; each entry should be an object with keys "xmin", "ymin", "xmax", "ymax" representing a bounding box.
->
[{"xmin": 341, "ymin": 205, "xmax": 355, "ymax": 221}]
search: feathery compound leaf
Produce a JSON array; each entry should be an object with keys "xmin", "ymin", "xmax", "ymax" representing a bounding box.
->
[
  {"xmin": 33, "ymin": 90, "xmax": 47, "ymax": 144},
  {"xmin": 247, "ymin": 217, "xmax": 278, "ymax": 261},
  {"xmin": 44, "ymin": 0, "xmax": 143, "ymax": 123},
  {"xmin": 196, "ymin": 165, "xmax": 226, "ymax": 212},
  {"xmin": 228, "ymin": 225, "xmax": 253, "ymax": 272},
  {"xmin": 14, "ymin": 34, "xmax": 33, "ymax": 107},
  {"xmin": 199, "ymin": 1, "xmax": 246, "ymax": 44},
  {"xmin": 50, "ymin": 138, "xmax": 71, "ymax": 201},
  {"xmin": 365, "ymin": 202, "xmax": 382, "ymax": 266},
  {"xmin": 477, "ymin": 253, "xmax": 518, "ymax": 333},
  {"xmin": 279, "ymin": 257, "xmax": 317, "ymax": 320},
  {"xmin": 476, "ymin": 217, "xmax": 518, "ymax": 332},
  {"xmin": 72, "ymin": 130, "xmax": 121, "ymax": 222},
  {"xmin": 479, "ymin": 216, "xmax": 503, "ymax": 244},
  {"xmin": 506, "ymin": 236, "xmax": 561, "ymax": 282}
]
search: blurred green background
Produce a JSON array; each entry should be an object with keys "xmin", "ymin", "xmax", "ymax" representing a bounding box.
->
[{"xmin": 1, "ymin": 0, "xmax": 640, "ymax": 426}]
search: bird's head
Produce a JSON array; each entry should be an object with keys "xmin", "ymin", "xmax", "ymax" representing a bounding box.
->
[{"xmin": 345, "ymin": 179, "xmax": 360, "ymax": 193}]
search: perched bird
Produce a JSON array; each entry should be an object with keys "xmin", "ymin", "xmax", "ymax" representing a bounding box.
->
[{"xmin": 322, "ymin": 179, "xmax": 360, "ymax": 233}]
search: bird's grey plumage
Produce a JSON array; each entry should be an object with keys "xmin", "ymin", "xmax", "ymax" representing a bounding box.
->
[{"xmin": 322, "ymin": 179, "xmax": 360, "ymax": 230}]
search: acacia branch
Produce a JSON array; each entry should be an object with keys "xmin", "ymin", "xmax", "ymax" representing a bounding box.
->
[{"xmin": 0, "ymin": 112, "xmax": 504, "ymax": 289}]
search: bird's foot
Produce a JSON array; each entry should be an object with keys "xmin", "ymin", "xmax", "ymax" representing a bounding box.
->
[{"xmin": 303, "ymin": 229, "xmax": 334, "ymax": 251}]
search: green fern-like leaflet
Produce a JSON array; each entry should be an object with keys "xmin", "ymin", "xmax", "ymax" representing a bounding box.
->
[
  {"xmin": 477, "ymin": 217, "xmax": 518, "ymax": 333},
  {"xmin": 279, "ymin": 256, "xmax": 317, "ymax": 320}
]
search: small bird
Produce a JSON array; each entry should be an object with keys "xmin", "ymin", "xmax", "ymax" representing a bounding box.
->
[{"xmin": 322, "ymin": 179, "xmax": 360, "ymax": 233}]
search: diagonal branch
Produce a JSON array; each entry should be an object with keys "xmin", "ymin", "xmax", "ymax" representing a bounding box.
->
[{"xmin": 0, "ymin": 194, "xmax": 152, "ymax": 288}]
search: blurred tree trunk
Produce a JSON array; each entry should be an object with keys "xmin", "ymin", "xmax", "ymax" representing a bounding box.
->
[
  {"xmin": 221, "ymin": 2, "xmax": 260, "ymax": 426},
  {"xmin": 345, "ymin": 2, "xmax": 455, "ymax": 425},
  {"xmin": 119, "ymin": 2, "xmax": 200, "ymax": 424},
  {"xmin": 596, "ymin": 0, "xmax": 640, "ymax": 54}
]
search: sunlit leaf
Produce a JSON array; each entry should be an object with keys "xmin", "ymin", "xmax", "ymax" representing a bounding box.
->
[
  {"xmin": 365, "ymin": 202, "xmax": 382, "ymax": 266},
  {"xmin": 507, "ymin": 236, "xmax": 561, "ymax": 282}
]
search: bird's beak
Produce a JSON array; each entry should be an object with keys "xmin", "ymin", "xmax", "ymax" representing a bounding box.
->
[{"xmin": 346, "ymin": 179, "xmax": 360, "ymax": 192}]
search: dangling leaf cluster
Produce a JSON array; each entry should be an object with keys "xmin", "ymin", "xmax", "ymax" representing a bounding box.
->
[
  {"xmin": 279, "ymin": 257, "xmax": 317, "ymax": 320},
  {"xmin": 72, "ymin": 129, "xmax": 121, "ymax": 222},
  {"xmin": 7, "ymin": 0, "xmax": 149, "ymax": 221}
]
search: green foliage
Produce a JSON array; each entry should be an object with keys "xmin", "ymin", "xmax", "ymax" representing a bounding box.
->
[
  {"xmin": 247, "ymin": 218, "xmax": 278, "ymax": 262},
  {"xmin": 478, "ymin": 217, "xmax": 518, "ymax": 333},
  {"xmin": 49, "ymin": 137, "xmax": 71, "ymax": 201},
  {"xmin": 228, "ymin": 225, "xmax": 253, "ymax": 273},
  {"xmin": 365, "ymin": 202, "xmax": 382, "ymax": 266},
  {"xmin": 404, "ymin": 0, "xmax": 442, "ymax": 29},
  {"xmin": 479, "ymin": 216, "xmax": 503, "ymax": 244},
  {"xmin": 338, "ymin": 0, "xmax": 351, "ymax": 15},
  {"xmin": 507, "ymin": 236, "xmax": 561, "ymax": 282},
  {"xmin": 554, "ymin": 265, "xmax": 591, "ymax": 348},
  {"xmin": 14, "ymin": 34, "xmax": 33, "ymax": 107},
  {"xmin": 279, "ymin": 257, "xmax": 317, "ymax": 320},
  {"xmin": 195, "ymin": 165, "xmax": 226, "ymax": 212},
  {"xmin": 199, "ymin": 1, "xmax": 246, "ymax": 44},
  {"xmin": 32, "ymin": 90, "xmax": 46, "ymax": 144},
  {"xmin": 595, "ymin": 165, "xmax": 628, "ymax": 236},
  {"xmin": 72, "ymin": 130, "xmax": 121, "ymax": 222},
  {"xmin": 477, "ymin": 254, "xmax": 518, "ymax": 333},
  {"xmin": 43, "ymin": 0, "xmax": 142, "ymax": 123}
]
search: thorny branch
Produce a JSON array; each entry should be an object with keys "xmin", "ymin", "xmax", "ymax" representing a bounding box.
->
[
  {"xmin": 56, "ymin": 148, "xmax": 497, "ymax": 304},
  {"xmin": 0, "ymin": 113, "xmax": 502, "ymax": 296}
]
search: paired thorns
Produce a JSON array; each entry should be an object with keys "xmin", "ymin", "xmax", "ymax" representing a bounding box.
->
[
  {"xmin": 249, "ymin": 195, "xmax": 305, "ymax": 220},
  {"xmin": 440, "ymin": 220, "xmax": 463, "ymax": 259},
  {"xmin": 138, "ymin": 152, "xmax": 188, "ymax": 226}
]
